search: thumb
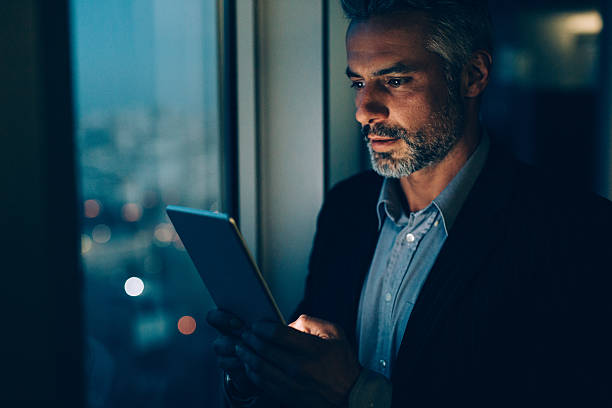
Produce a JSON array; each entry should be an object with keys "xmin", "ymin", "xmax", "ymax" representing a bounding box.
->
[{"xmin": 289, "ymin": 314, "xmax": 344, "ymax": 340}]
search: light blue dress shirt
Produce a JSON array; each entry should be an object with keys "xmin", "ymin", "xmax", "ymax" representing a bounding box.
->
[{"xmin": 349, "ymin": 133, "xmax": 490, "ymax": 407}]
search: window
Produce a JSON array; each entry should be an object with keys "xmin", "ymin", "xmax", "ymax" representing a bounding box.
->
[{"xmin": 71, "ymin": 1, "xmax": 224, "ymax": 406}]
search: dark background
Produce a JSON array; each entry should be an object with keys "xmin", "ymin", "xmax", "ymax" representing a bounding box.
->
[{"xmin": 484, "ymin": 0, "xmax": 611, "ymax": 197}]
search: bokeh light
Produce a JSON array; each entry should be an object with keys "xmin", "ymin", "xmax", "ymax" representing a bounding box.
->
[
  {"xmin": 562, "ymin": 11, "xmax": 603, "ymax": 34},
  {"xmin": 177, "ymin": 315, "xmax": 196, "ymax": 335},
  {"xmin": 81, "ymin": 234, "xmax": 92, "ymax": 254},
  {"xmin": 154, "ymin": 223, "xmax": 174, "ymax": 244},
  {"xmin": 92, "ymin": 224, "xmax": 111, "ymax": 243},
  {"xmin": 84, "ymin": 199, "xmax": 101, "ymax": 218},
  {"xmin": 124, "ymin": 277, "xmax": 144, "ymax": 296},
  {"xmin": 122, "ymin": 202, "xmax": 143, "ymax": 222}
]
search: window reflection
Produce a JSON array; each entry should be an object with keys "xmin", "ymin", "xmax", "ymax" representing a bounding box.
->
[{"xmin": 72, "ymin": 1, "xmax": 222, "ymax": 406}]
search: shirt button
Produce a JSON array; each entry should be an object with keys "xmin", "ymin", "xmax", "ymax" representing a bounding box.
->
[
  {"xmin": 379, "ymin": 359, "xmax": 387, "ymax": 368},
  {"xmin": 384, "ymin": 293, "xmax": 392, "ymax": 302},
  {"xmin": 406, "ymin": 233, "xmax": 415, "ymax": 242},
  {"xmin": 434, "ymin": 220, "xmax": 439, "ymax": 227}
]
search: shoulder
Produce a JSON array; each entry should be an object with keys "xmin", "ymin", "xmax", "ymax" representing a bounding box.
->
[
  {"xmin": 496, "ymin": 156, "xmax": 612, "ymax": 269},
  {"xmin": 313, "ymin": 170, "xmax": 383, "ymax": 231},
  {"xmin": 325, "ymin": 170, "xmax": 383, "ymax": 207},
  {"xmin": 484, "ymin": 138, "xmax": 611, "ymax": 215},
  {"xmin": 510, "ymin": 159, "xmax": 612, "ymax": 223},
  {"xmin": 468, "ymin": 139, "xmax": 612, "ymax": 238}
]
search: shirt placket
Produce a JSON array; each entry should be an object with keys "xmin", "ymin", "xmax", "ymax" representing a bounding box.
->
[
  {"xmin": 378, "ymin": 220, "xmax": 413, "ymax": 375},
  {"xmin": 389, "ymin": 211, "xmax": 439, "ymax": 364}
]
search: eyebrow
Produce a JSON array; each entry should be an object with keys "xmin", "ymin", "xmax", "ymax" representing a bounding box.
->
[{"xmin": 345, "ymin": 62, "xmax": 419, "ymax": 79}]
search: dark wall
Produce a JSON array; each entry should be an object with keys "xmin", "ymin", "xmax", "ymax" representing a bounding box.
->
[{"xmin": 0, "ymin": 0, "xmax": 82, "ymax": 406}]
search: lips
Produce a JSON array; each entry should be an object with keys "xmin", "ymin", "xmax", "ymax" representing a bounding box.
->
[
  {"xmin": 368, "ymin": 136, "xmax": 399, "ymax": 143},
  {"xmin": 368, "ymin": 136, "xmax": 399, "ymax": 151},
  {"xmin": 369, "ymin": 137, "xmax": 398, "ymax": 141}
]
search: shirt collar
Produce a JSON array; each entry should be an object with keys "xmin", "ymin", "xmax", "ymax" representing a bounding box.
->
[
  {"xmin": 376, "ymin": 129, "xmax": 490, "ymax": 234},
  {"xmin": 376, "ymin": 178, "xmax": 405, "ymax": 226}
]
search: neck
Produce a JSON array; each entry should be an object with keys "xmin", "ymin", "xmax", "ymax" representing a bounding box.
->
[{"xmin": 399, "ymin": 117, "xmax": 481, "ymax": 213}]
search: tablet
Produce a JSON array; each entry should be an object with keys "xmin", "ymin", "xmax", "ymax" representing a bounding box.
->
[{"xmin": 166, "ymin": 205, "xmax": 286, "ymax": 326}]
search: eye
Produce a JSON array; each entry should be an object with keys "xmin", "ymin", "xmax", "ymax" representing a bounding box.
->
[
  {"xmin": 386, "ymin": 77, "xmax": 410, "ymax": 88},
  {"xmin": 350, "ymin": 80, "xmax": 365, "ymax": 90}
]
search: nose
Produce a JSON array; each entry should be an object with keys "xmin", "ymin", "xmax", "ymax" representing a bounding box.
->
[{"xmin": 355, "ymin": 84, "xmax": 389, "ymax": 127}]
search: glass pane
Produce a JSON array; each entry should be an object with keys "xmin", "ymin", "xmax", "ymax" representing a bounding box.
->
[{"xmin": 71, "ymin": 1, "xmax": 223, "ymax": 406}]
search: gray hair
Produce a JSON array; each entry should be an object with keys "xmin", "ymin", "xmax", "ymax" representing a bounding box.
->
[{"xmin": 342, "ymin": 0, "xmax": 493, "ymax": 86}]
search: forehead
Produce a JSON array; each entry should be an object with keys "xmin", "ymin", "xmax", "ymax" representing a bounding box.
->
[{"xmin": 346, "ymin": 12, "xmax": 436, "ymax": 73}]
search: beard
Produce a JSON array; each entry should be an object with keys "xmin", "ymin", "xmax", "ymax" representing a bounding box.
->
[{"xmin": 364, "ymin": 91, "xmax": 465, "ymax": 178}]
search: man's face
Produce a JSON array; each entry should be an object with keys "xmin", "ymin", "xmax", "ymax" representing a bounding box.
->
[{"xmin": 346, "ymin": 12, "xmax": 465, "ymax": 178}]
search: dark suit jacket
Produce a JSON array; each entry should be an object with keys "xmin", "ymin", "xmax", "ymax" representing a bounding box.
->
[{"xmin": 292, "ymin": 142, "xmax": 612, "ymax": 407}]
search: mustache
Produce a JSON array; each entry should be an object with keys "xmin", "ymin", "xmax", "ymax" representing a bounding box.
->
[{"xmin": 361, "ymin": 124, "xmax": 407, "ymax": 142}]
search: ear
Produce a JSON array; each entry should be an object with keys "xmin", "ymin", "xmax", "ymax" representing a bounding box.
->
[{"xmin": 462, "ymin": 50, "xmax": 492, "ymax": 98}]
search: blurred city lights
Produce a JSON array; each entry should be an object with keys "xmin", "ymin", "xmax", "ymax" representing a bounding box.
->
[
  {"xmin": 122, "ymin": 202, "xmax": 143, "ymax": 222},
  {"xmin": 562, "ymin": 11, "xmax": 603, "ymax": 34},
  {"xmin": 92, "ymin": 224, "xmax": 111, "ymax": 243},
  {"xmin": 81, "ymin": 234, "xmax": 92, "ymax": 254},
  {"xmin": 124, "ymin": 277, "xmax": 144, "ymax": 296},
  {"xmin": 154, "ymin": 223, "xmax": 174, "ymax": 243},
  {"xmin": 84, "ymin": 199, "xmax": 101, "ymax": 218},
  {"xmin": 177, "ymin": 315, "xmax": 196, "ymax": 335}
]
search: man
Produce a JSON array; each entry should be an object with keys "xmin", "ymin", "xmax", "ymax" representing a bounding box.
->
[{"xmin": 208, "ymin": 1, "xmax": 612, "ymax": 407}]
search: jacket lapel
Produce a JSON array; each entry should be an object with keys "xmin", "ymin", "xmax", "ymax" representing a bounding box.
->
[
  {"xmin": 343, "ymin": 175, "xmax": 384, "ymax": 347},
  {"xmin": 393, "ymin": 143, "xmax": 518, "ymax": 379}
]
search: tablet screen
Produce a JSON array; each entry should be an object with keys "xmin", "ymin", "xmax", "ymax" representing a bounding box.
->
[{"xmin": 166, "ymin": 205, "xmax": 285, "ymax": 326}]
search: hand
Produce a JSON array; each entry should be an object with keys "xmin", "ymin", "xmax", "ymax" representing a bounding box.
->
[
  {"xmin": 236, "ymin": 314, "xmax": 362, "ymax": 407},
  {"xmin": 289, "ymin": 314, "xmax": 343, "ymax": 339},
  {"xmin": 205, "ymin": 309, "xmax": 258, "ymax": 397}
]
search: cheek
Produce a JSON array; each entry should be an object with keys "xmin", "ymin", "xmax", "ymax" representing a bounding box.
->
[{"xmin": 391, "ymin": 96, "xmax": 434, "ymax": 127}]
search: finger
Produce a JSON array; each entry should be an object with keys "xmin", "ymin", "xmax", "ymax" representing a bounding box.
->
[
  {"xmin": 240, "ymin": 352, "xmax": 334, "ymax": 408},
  {"xmin": 241, "ymin": 330, "xmax": 305, "ymax": 378},
  {"xmin": 213, "ymin": 336, "xmax": 242, "ymax": 357},
  {"xmin": 289, "ymin": 314, "xmax": 343, "ymax": 340},
  {"xmin": 228, "ymin": 369, "xmax": 259, "ymax": 397},
  {"xmin": 236, "ymin": 344, "xmax": 307, "ymax": 404},
  {"xmin": 206, "ymin": 309, "xmax": 244, "ymax": 334},
  {"xmin": 243, "ymin": 364, "xmax": 294, "ymax": 404},
  {"xmin": 216, "ymin": 356, "xmax": 243, "ymax": 371},
  {"xmin": 250, "ymin": 321, "xmax": 321, "ymax": 354}
]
